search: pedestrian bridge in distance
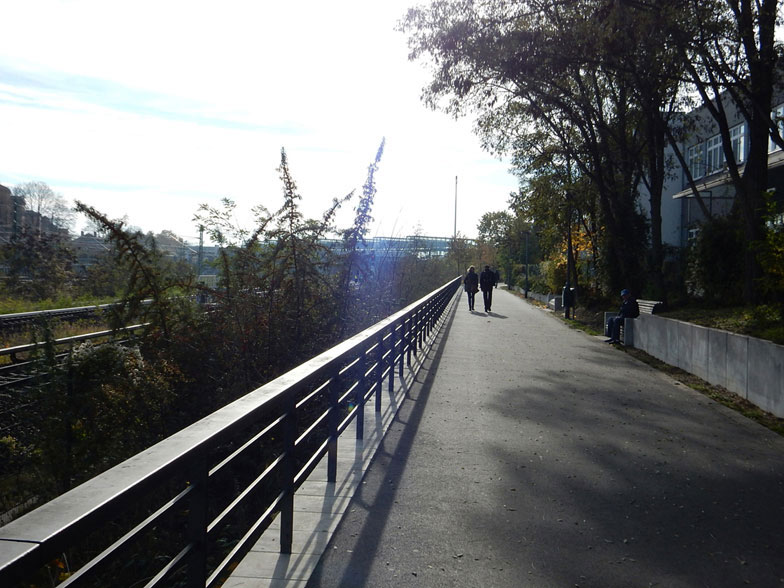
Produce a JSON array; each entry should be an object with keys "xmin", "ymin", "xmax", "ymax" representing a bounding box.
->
[
  {"xmin": 3, "ymin": 282, "xmax": 784, "ymax": 587},
  {"xmin": 322, "ymin": 234, "xmax": 474, "ymax": 258}
]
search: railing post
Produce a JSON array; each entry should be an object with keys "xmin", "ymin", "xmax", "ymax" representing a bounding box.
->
[
  {"xmin": 186, "ymin": 461, "xmax": 208, "ymax": 588},
  {"xmin": 415, "ymin": 308, "xmax": 421, "ymax": 355},
  {"xmin": 406, "ymin": 315, "xmax": 412, "ymax": 368},
  {"xmin": 356, "ymin": 349, "xmax": 366, "ymax": 440},
  {"xmin": 397, "ymin": 323, "xmax": 404, "ymax": 380},
  {"xmin": 280, "ymin": 395, "xmax": 296, "ymax": 554},
  {"xmin": 328, "ymin": 374, "xmax": 338, "ymax": 483},
  {"xmin": 375, "ymin": 333, "xmax": 383, "ymax": 412},
  {"xmin": 388, "ymin": 326, "xmax": 395, "ymax": 393},
  {"xmin": 417, "ymin": 309, "xmax": 422, "ymax": 345}
]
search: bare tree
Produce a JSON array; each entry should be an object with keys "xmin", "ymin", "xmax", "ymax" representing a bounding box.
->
[{"xmin": 12, "ymin": 181, "xmax": 75, "ymax": 235}]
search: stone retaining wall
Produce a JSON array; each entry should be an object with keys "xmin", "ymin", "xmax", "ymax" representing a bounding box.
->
[{"xmin": 633, "ymin": 314, "xmax": 784, "ymax": 418}]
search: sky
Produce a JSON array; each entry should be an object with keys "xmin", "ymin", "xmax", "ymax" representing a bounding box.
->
[{"xmin": 0, "ymin": 0, "xmax": 519, "ymax": 244}]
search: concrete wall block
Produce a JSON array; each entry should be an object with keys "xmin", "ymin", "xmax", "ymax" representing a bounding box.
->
[
  {"xmin": 633, "ymin": 315, "xmax": 650, "ymax": 352},
  {"xmin": 747, "ymin": 338, "xmax": 784, "ymax": 418},
  {"xmin": 633, "ymin": 315, "xmax": 647, "ymax": 349},
  {"xmin": 663, "ymin": 317, "xmax": 678, "ymax": 366},
  {"xmin": 624, "ymin": 315, "xmax": 784, "ymax": 419},
  {"xmin": 691, "ymin": 324, "xmax": 710, "ymax": 381},
  {"xmin": 675, "ymin": 320, "xmax": 694, "ymax": 371},
  {"xmin": 706, "ymin": 329, "xmax": 728, "ymax": 389},
  {"xmin": 641, "ymin": 314, "xmax": 668, "ymax": 362},
  {"xmin": 725, "ymin": 334, "xmax": 749, "ymax": 400}
]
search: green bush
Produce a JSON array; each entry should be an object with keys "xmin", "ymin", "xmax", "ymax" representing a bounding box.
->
[
  {"xmin": 540, "ymin": 259, "xmax": 567, "ymax": 293},
  {"xmin": 687, "ymin": 216, "xmax": 744, "ymax": 305}
]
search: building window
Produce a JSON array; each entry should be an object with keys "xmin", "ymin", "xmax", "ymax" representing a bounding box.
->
[
  {"xmin": 729, "ymin": 123, "xmax": 746, "ymax": 163},
  {"xmin": 687, "ymin": 144, "xmax": 704, "ymax": 179},
  {"xmin": 770, "ymin": 105, "xmax": 784, "ymax": 152},
  {"xmin": 706, "ymin": 134, "xmax": 724, "ymax": 174},
  {"xmin": 687, "ymin": 227, "xmax": 700, "ymax": 247}
]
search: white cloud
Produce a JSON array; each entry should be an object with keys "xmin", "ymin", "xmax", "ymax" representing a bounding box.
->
[{"xmin": 0, "ymin": 0, "xmax": 518, "ymax": 242}]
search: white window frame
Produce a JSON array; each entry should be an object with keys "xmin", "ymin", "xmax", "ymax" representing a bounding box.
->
[
  {"xmin": 770, "ymin": 104, "xmax": 784, "ymax": 152},
  {"xmin": 729, "ymin": 123, "xmax": 746, "ymax": 163},
  {"xmin": 687, "ymin": 144, "xmax": 704, "ymax": 179},
  {"xmin": 706, "ymin": 134, "xmax": 724, "ymax": 174}
]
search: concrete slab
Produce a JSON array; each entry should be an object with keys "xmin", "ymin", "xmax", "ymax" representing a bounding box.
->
[
  {"xmin": 691, "ymin": 323, "xmax": 710, "ymax": 380},
  {"xmin": 707, "ymin": 327, "xmax": 729, "ymax": 389},
  {"xmin": 726, "ymin": 333, "xmax": 749, "ymax": 398},
  {"xmin": 747, "ymin": 337, "xmax": 784, "ymax": 416}
]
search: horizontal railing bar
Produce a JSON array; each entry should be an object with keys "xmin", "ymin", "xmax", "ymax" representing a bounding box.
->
[
  {"xmin": 209, "ymin": 414, "xmax": 285, "ymax": 478},
  {"xmin": 206, "ymin": 491, "xmax": 286, "ymax": 588},
  {"xmin": 57, "ymin": 484, "xmax": 195, "ymax": 587},
  {"xmin": 295, "ymin": 376, "xmax": 332, "ymax": 411},
  {"xmin": 295, "ymin": 408, "xmax": 333, "ymax": 449},
  {"xmin": 208, "ymin": 454, "xmax": 285, "ymax": 537},
  {"xmin": 141, "ymin": 542, "xmax": 192, "ymax": 588},
  {"xmin": 294, "ymin": 438, "xmax": 331, "ymax": 489},
  {"xmin": 337, "ymin": 411, "xmax": 357, "ymax": 438},
  {"xmin": 338, "ymin": 356, "xmax": 361, "ymax": 377}
]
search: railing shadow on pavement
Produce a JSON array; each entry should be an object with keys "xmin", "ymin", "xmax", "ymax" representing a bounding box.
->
[
  {"xmin": 0, "ymin": 278, "xmax": 461, "ymax": 588},
  {"xmin": 304, "ymin": 281, "xmax": 459, "ymax": 588}
]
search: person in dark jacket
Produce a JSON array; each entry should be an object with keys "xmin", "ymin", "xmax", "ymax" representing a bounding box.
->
[
  {"xmin": 479, "ymin": 265, "xmax": 497, "ymax": 312},
  {"xmin": 463, "ymin": 266, "xmax": 479, "ymax": 311},
  {"xmin": 605, "ymin": 289, "xmax": 640, "ymax": 344}
]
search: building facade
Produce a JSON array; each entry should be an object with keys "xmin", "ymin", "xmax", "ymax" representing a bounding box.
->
[{"xmin": 663, "ymin": 96, "xmax": 784, "ymax": 249}]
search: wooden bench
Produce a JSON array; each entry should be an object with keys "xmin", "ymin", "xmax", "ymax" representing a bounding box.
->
[
  {"xmin": 638, "ymin": 299, "xmax": 665, "ymax": 315},
  {"xmin": 604, "ymin": 299, "xmax": 664, "ymax": 345}
]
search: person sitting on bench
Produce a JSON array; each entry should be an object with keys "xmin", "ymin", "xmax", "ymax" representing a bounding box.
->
[{"xmin": 605, "ymin": 289, "xmax": 640, "ymax": 344}]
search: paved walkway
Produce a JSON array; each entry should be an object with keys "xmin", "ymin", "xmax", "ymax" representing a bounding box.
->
[
  {"xmin": 225, "ymin": 286, "xmax": 784, "ymax": 587},
  {"xmin": 305, "ymin": 287, "xmax": 784, "ymax": 587}
]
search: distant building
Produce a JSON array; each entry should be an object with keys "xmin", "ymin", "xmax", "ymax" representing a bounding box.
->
[
  {"xmin": 70, "ymin": 232, "xmax": 112, "ymax": 272},
  {"xmin": 0, "ymin": 183, "xmax": 25, "ymax": 243},
  {"xmin": 147, "ymin": 231, "xmax": 200, "ymax": 265},
  {"xmin": 0, "ymin": 182, "xmax": 69, "ymax": 243},
  {"xmin": 660, "ymin": 94, "xmax": 784, "ymax": 249}
]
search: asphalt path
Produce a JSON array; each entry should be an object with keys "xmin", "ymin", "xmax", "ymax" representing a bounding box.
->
[{"xmin": 306, "ymin": 287, "xmax": 784, "ymax": 587}]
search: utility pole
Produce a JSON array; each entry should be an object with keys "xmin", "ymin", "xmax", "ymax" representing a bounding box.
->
[
  {"xmin": 453, "ymin": 175, "xmax": 458, "ymax": 239},
  {"xmin": 197, "ymin": 225, "xmax": 204, "ymax": 276},
  {"xmin": 454, "ymin": 176, "xmax": 461, "ymax": 275}
]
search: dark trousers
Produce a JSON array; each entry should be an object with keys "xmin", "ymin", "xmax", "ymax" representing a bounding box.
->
[
  {"xmin": 482, "ymin": 289, "xmax": 493, "ymax": 311},
  {"xmin": 607, "ymin": 316, "xmax": 623, "ymax": 340},
  {"xmin": 467, "ymin": 291, "xmax": 476, "ymax": 310}
]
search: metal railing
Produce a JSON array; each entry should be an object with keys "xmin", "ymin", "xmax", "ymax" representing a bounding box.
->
[{"xmin": 0, "ymin": 277, "xmax": 461, "ymax": 587}]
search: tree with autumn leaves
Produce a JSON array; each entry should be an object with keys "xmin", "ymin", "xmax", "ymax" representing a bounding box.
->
[{"xmin": 400, "ymin": 0, "xmax": 784, "ymax": 305}]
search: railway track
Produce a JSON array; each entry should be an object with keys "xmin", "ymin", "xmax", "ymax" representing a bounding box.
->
[
  {"xmin": 0, "ymin": 304, "xmax": 112, "ymax": 331},
  {"xmin": 0, "ymin": 300, "xmax": 152, "ymax": 335},
  {"xmin": 0, "ymin": 324, "xmax": 149, "ymax": 439}
]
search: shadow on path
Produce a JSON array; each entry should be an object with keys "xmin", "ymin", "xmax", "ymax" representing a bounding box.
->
[{"xmin": 305, "ymin": 301, "xmax": 458, "ymax": 587}]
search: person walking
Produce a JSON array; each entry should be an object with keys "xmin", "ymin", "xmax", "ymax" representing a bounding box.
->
[
  {"xmin": 463, "ymin": 266, "xmax": 479, "ymax": 311},
  {"xmin": 480, "ymin": 265, "xmax": 497, "ymax": 312}
]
